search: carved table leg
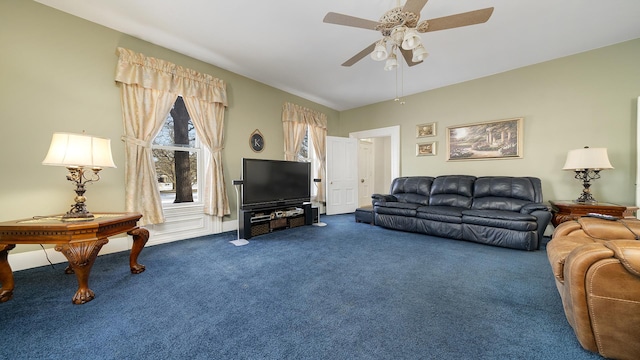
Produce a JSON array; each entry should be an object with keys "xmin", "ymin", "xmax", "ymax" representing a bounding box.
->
[
  {"xmin": 55, "ymin": 238, "xmax": 108, "ymax": 304},
  {"xmin": 128, "ymin": 227, "xmax": 149, "ymax": 274},
  {"xmin": 0, "ymin": 244, "xmax": 16, "ymax": 302}
]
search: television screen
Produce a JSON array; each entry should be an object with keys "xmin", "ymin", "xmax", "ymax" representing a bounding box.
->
[{"xmin": 241, "ymin": 158, "xmax": 311, "ymax": 210}]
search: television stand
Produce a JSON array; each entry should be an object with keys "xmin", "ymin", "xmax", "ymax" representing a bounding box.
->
[{"xmin": 239, "ymin": 203, "xmax": 312, "ymax": 239}]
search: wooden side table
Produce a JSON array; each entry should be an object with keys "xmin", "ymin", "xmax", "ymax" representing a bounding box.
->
[
  {"xmin": 549, "ymin": 200, "xmax": 638, "ymax": 227},
  {"xmin": 0, "ymin": 213, "xmax": 148, "ymax": 304}
]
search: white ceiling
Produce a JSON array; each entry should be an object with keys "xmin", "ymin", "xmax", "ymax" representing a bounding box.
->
[{"xmin": 36, "ymin": 0, "xmax": 640, "ymax": 111}]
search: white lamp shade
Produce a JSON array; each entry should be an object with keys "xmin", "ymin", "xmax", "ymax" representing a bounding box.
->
[
  {"xmin": 384, "ymin": 54, "xmax": 398, "ymax": 71},
  {"xmin": 370, "ymin": 41, "xmax": 388, "ymax": 61},
  {"xmin": 401, "ymin": 28, "xmax": 421, "ymax": 50},
  {"xmin": 412, "ymin": 44, "xmax": 428, "ymax": 62},
  {"xmin": 42, "ymin": 132, "xmax": 116, "ymax": 168},
  {"xmin": 562, "ymin": 147, "xmax": 613, "ymax": 170}
]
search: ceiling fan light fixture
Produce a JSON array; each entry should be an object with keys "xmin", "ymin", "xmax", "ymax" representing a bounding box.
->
[
  {"xmin": 324, "ymin": 4, "xmax": 495, "ymax": 68},
  {"xmin": 401, "ymin": 28, "xmax": 421, "ymax": 50},
  {"xmin": 384, "ymin": 53, "xmax": 398, "ymax": 71},
  {"xmin": 412, "ymin": 44, "xmax": 428, "ymax": 62},
  {"xmin": 370, "ymin": 40, "xmax": 388, "ymax": 61},
  {"xmin": 390, "ymin": 26, "xmax": 406, "ymax": 44}
]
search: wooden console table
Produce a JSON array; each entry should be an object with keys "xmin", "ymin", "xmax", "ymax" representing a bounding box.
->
[
  {"xmin": 0, "ymin": 213, "xmax": 148, "ymax": 304},
  {"xmin": 549, "ymin": 200, "xmax": 638, "ymax": 227}
]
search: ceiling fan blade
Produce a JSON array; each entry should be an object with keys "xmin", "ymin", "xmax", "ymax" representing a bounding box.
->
[
  {"xmin": 342, "ymin": 43, "xmax": 377, "ymax": 67},
  {"xmin": 402, "ymin": 0, "xmax": 429, "ymax": 15},
  {"xmin": 399, "ymin": 48, "xmax": 422, "ymax": 67},
  {"xmin": 323, "ymin": 12, "xmax": 380, "ymax": 30},
  {"xmin": 421, "ymin": 7, "xmax": 494, "ymax": 33}
]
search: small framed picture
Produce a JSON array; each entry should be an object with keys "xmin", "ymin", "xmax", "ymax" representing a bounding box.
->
[
  {"xmin": 416, "ymin": 142, "xmax": 437, "ymax": 156},
  {"xmin": 416, "ymin": 122, "xmax": 436, "ymax": 138}
]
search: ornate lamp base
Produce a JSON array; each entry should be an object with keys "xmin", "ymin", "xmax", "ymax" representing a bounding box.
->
[
  {"xmin": 61, "ymin": 167, "xmax": 100, "ymax": 220},
  {"xmin": 573, "ymin": 169, "xmax": 601, "ymax": 204}
]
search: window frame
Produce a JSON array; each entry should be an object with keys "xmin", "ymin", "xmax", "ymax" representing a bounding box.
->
[{"xmin": 151, "ymin": 103, "xmax": 205, "ymax": 209}]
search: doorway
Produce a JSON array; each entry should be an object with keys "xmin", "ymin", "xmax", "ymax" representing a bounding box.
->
[{"xmin": 350, "ymin": 126, "xmax": 400, "ymax": 207}]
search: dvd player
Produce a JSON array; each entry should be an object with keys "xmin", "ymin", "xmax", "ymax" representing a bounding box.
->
[{"xmin": 250, "ymin": 214, "xmax": 271, "ymax": 223}]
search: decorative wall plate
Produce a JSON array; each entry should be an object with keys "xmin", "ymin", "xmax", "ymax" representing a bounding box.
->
[{"xmin": 250, "ymin": 129, "xmax": 264, "ymax": 152}]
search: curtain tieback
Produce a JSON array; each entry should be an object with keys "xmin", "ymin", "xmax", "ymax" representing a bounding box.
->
[
  {"xmin": 121, "ymin": 136, "xmax": 151, "ymax": 148},
  {"xmin": 209, "ymin": 146, "xmax": 224, "ymax": 153}
]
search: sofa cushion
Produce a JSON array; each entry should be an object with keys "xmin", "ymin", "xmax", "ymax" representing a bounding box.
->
[
  {"xmin": 416, "ymin": 206, "xmax": 465, "ymax": 224},
  {"xmin": 462, "ymin": 209, "xmax": 537, "ymax": 231},
  {"xmin": 389, "ymin": 177, "xmax": 434, "ymax": 205},
  {"xmin": 578, "ymin": 217, "xmax": 640, "ymax": 240},
  {"xmin": 472, "ymin": 177, "xmax": 541, "ymax": 212},
  {"xmin": 429, "ymin": 175, "xmax": 475, "ymax": 208}
]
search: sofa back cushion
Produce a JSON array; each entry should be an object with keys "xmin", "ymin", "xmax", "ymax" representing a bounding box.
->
[
  {"xmin": 429, "ymin": 175, "xmax": 476, "ymax": 208},
  {"xmin": 472, "ymin": 177, "xmax": 543, "ymax": 212},
  {"xmin": 389, "ymin": 177, "xmax": 434, "ymax": 205}
]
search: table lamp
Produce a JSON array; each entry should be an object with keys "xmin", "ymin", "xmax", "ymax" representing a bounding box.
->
[
  {"xmin": 42, "ymin": 132, "xmax": 116, "ymax": 219},
  {"xmin": 562, "ymin": 146, "xmax": 613, "ymax": 203}
]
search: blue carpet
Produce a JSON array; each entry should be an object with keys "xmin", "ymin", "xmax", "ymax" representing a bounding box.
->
[{"xmin": 0, "ymin": 214, "xmax": 601, "ymax": 359}]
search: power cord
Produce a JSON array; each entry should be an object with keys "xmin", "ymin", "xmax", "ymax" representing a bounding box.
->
[{"xmin": 39, "ymin": 244, "xmax": 56, "ymax": 269}]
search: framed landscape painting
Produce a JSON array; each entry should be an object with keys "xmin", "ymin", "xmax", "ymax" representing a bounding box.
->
[
  {"xmin": 416, "ymin": 122, "xmax": 436, "ymax": 138},
  {"xmin": 446, "ymin": 117, "xmax": 523, "ymax": 161},
  {"xmin": 416, "ymin": 141, "xmax": 437, "ymax": 156}
]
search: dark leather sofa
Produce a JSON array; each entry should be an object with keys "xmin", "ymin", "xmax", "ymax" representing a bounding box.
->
[{"xmin": 372, "ymin": 175, "xmax": 551, "ymax": 251}]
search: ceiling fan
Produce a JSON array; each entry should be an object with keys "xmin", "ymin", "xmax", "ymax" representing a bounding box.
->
[{"xmin": 323, "ymin": 0, "xmax": 494, "ymax": 70}]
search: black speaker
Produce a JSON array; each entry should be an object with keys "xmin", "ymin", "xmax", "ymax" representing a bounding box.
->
[{"xmin": 312, "ymin": 207, "xmax": 319, "ymax": 223}]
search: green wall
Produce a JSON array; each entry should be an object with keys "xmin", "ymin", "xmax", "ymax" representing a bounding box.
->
[
  {"xmin": 339, "ymin": 39, "xmax": 640, "ymax": 206},
  {"xmin": 0, "ymin": 1, "xmax": 339, "ymax": 225}
]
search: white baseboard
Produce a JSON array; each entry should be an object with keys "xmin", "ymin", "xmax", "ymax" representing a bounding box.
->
[
  {"xmin": 8, "ymin": 218, "xmax": 238, "ymax": 272},
  {"xmin": 8, "ymin": 236, "xmax": 132, "ymax": 272}
]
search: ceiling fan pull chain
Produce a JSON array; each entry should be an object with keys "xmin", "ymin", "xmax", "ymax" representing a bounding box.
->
[{"xmin": 400, "ymin": 60, "xmax": 405, "ymax": 105}]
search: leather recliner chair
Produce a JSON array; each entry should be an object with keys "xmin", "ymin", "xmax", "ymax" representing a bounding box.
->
[{"xmin": 547, "ymin": 217, "xmax": 640, "ymax": 359}]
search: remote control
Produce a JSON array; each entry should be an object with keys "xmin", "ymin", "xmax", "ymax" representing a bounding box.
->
[{"xmin": 585, "ymin": 213, "xmax": 618, "ymax": 221}]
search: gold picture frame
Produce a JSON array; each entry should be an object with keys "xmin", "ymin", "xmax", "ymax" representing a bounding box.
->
[
  {"xmin": 416, "ymin": 141, "xmax": 437, "ymax": 156},
  {"xmin": 446, "ymin": 117, "xmax": 523, "ymax": 161},
  {"xmin": 416, "ymin": 122, "xmax": 436, "ymax": 138}
]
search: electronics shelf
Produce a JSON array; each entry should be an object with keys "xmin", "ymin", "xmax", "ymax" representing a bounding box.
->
[{"xmin": 239, "ymin": 203, "xmax": 312, "ymax": 239}]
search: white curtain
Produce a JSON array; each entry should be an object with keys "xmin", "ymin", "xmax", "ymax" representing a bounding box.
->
[
  {"xmin": 115, "ymin": 47, "xmax": 229, "ymax": 225},
  {"xmin": 119, "ymin": 86, "xmax": 176, "ymax": 225},
  {"xmin": 281, "ymin": 102, "xmax": 328, "ymax": 202},
  {"xmin": 183, "ymin": 98, "xmax": 229, "ymax": 217}
]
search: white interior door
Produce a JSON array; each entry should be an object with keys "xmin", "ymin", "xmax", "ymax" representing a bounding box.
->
[
  {"xmin": 358, "ymin": 140, "xmax": 374, "ymax": 207},
  {"xmin": 326, "ymin": 136, "xmax": 358, "ymax": 215}
]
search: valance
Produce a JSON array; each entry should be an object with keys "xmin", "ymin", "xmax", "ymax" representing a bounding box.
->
[
  {"xmin": 115, "ymin": 47, "xmax": 227, "ymax": 106},
  {"xmin": 282, "ymin": 102, "xmax": 327, "ymax": 129}
]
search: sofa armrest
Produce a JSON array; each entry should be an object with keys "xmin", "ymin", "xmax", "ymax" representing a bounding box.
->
[
  {"xmin": 605, "ymin": 240, "xmax": 640, "ymax": 277},
  {"xmin": 520, "ymin": 202, "xmax": 550, "ymax": 214},
  {"xmin": 371, "ymin": 194, "xmax": 397, "ymax": 206}
]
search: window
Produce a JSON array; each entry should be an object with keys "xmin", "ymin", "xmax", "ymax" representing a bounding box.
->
[
  {"xmin": 296, "ymin": 128, "xmax": 319, "ymax": 199},
  {"xmin": 152, "ymin": 96, "xmax": 202, "ymax": 205}
]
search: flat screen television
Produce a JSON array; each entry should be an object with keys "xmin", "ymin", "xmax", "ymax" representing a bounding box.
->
[{"xmin": 241, "ymin": 158, "xmax": 311, "ymax": 210}]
